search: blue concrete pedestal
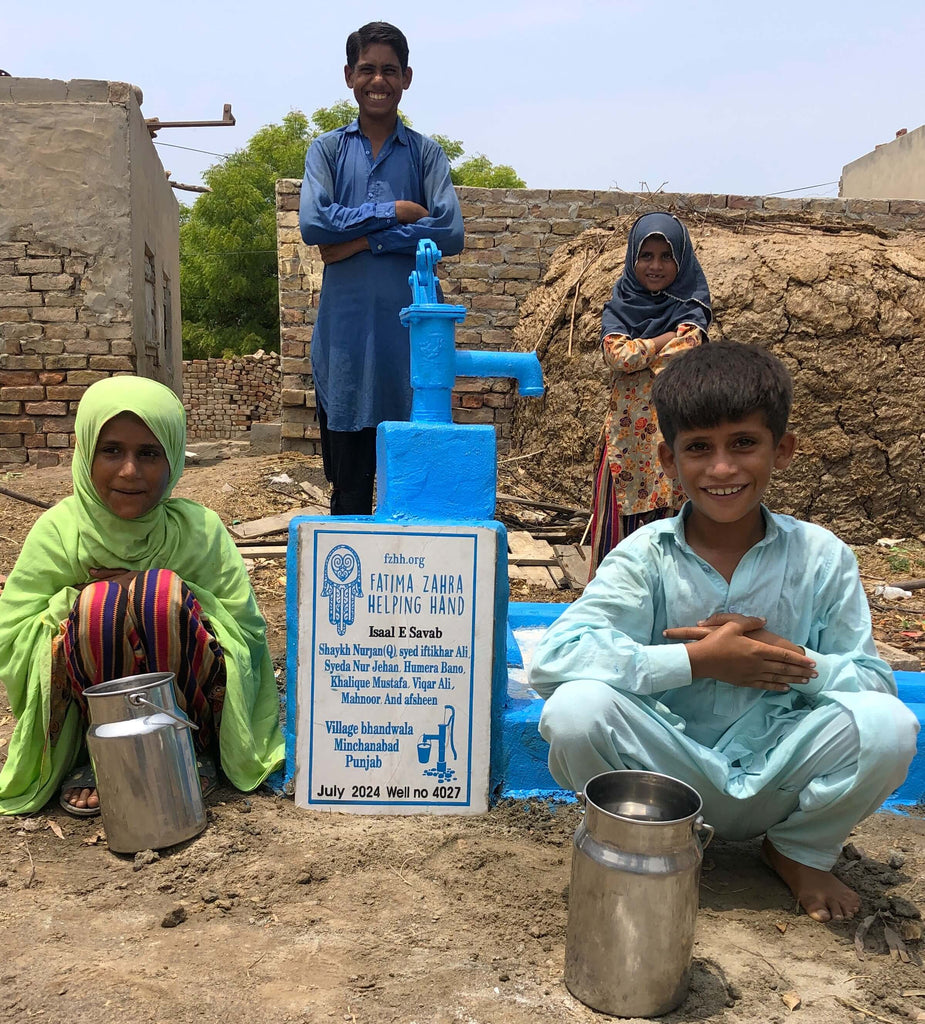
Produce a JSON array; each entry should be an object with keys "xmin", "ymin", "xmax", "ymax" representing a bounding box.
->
[
  {"xmin": 502, "ymin": 603, "xmax": 570, "ymax": 801},
  {"xmin": 890, "ymin": 672, "xmax": 925, "ymax": 809},
  {"xmin": 501, "ymin": 601, "xmax": 925, "ymax": 812}
]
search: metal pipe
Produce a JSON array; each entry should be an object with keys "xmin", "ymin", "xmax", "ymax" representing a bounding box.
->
[{"xmin": 454, "ymin": 349, "xmax": 544, "ymax": 397}]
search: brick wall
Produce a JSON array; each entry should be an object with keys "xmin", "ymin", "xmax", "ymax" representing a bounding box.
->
[
  {"xmin": 182, "ymin": 351, "xmax": 281, "ymax": 439},
  {"xmin": 276, "ymin": 183, "xmax": 925, "ymax": 456},
  {"xmin": 0, "ymin": 229, "xmax": 135, "ymax": 467}
]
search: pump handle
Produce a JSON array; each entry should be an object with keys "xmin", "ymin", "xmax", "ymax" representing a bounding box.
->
[{"xmin": 408, "ymin": 239, "xmax": 443, "ymax": 305}]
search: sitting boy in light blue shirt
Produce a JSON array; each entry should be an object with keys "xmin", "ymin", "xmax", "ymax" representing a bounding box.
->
[{"xmin": 530, "ymin": 341, "xmax": 918, "ymax": 923}]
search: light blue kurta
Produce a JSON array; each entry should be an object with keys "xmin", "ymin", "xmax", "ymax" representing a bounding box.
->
[{"xmin": 529, "ymin": 506, "xmax": 919, "ymax": 868}]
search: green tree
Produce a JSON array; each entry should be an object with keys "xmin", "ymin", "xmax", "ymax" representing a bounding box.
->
[
  {"xmin": 429, "ymin": 133, "xmax": 525, "ymax": 186},
  {"xmin": 429, "ymin": 133, "xmax": 465, "ymax": 163},
  {"xmin": 310, "ymin": 100, "xmax": 362, "ymax": 134},
  {"xmin": 180, "ymin": 106, "xmax": 525, "ymax": 358},
  {"xmin": 450, "ymin": 154, "xmax": 526, "ymax": 189},
  {"xmin": 180, "ymin": 110, "xmax": 314, "ymax": 358}
]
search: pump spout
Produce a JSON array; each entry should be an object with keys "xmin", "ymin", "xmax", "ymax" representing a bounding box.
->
[{"xmin": 454, "ymin": 349, "xmax": 545, "ymax": 397}]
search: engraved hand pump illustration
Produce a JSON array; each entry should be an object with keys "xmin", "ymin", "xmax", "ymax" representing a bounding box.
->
[{"xmin": 417, "ymin": 705, "xmax": 457, "ymax": 782}]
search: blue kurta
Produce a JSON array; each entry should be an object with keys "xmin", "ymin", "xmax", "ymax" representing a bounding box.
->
[
  {"xmin": 529, "ymin": 506, "xmax": 919, "ymax": 868},
  {"xmin": 299, "ymin": 118, "xmax": 464, "ymax": 432}
]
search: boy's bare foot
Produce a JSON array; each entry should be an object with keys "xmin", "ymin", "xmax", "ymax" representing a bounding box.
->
[
  {"xmin": 762, "ymin": 837, "xmax": 860, "ymax": 922},
  {"xmin": 62, "ymin": 786, "xmax": 100, "ymax": 811}
]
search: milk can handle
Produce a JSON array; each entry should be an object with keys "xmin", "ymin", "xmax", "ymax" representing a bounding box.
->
[
  {"xmin": 128, "ymin": 693, "xmax": 199, "ymax": 730},
  {"xmin": 693, "ymin": 815, "xmax": 714, "ymax": 850}
]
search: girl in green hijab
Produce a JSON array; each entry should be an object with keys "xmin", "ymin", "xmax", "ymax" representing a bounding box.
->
[{"xmin": 0, "ymin": 376, "xmax": 284, "ymax": 816}]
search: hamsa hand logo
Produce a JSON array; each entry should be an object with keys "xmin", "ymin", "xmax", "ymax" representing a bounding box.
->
[{"xmin": 321, "ymin": 545, "xmax": 363, "ymax": 636}]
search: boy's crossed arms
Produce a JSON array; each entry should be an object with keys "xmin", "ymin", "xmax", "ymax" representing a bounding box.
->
[
  {"xmin": 665, "ymin": 612, "xmax": 817, "ymax": 692},
  {"xmin": 318, "ymin": 201, "xmax": 431, "ymax": 264}
]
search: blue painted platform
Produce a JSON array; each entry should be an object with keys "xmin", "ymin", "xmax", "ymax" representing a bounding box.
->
[{"xmin": 501, "ymin": 602, "xmax": 925, "ymax": 812}]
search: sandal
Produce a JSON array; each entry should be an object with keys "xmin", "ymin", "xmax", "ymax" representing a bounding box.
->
[
  {"xmin": 197, "ymin": 755, "xmax": 218, "ymax": 799},
  {"xmin": 59, "ymin": 762, "xmax": 101, "ymax": 818}
]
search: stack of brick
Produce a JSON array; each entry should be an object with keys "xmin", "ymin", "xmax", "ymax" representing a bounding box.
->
[
  {"xmin": 276, "ymin": 180, "xmax": 319, "ymax": 449},
  {"xmin": 277, "ymin": 182, "xmax": 925, "ymax": 458},
  {"xmin": 0, "ymin": 229, "xmax": 135, "ymax": 467},
  {"xmin": 182, "ymin": 350, "xmax": 281, "ymax": 440}
]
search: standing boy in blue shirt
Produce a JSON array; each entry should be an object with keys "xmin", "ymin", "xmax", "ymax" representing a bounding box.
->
[
  {"xmin": 530, "ymin": 341, "xmax": 918, "ymax": 923},
  {"xmin": 299, "ymin": 21, "xmax": 465, "ymax": 515}
]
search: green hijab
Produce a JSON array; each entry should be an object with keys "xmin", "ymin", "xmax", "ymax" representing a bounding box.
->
[
  {"xmin": 0, "ymin": 376, "xmax": 284, "ymax": 813},
  {"xmin": 72, "ymin": 375, "xmax": 189, "ymax": 567}
]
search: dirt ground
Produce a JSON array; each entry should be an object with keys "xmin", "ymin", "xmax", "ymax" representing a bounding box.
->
[{"xmin": 3, "ymin": 448, "xmax": 925, "ymax": 1024}]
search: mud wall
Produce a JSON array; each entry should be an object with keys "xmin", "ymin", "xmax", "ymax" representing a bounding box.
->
[
  {"xmin": 510, "ymin": 211, "xmax": 925, "ymax": 543},
  {"xmin": 0, "ymin": 78, "xmax": 182, "ymax": 466},
  {"xmin": 278, "ymin": 185, "xmax": 925, "ymax": 541}
]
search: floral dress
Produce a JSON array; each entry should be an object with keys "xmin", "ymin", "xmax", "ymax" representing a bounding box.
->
[{"xmin": 589, "ymin": 324, "xmax": 703, "ymax": 577}]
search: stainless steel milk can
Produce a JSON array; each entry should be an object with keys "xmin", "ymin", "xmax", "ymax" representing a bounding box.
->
[
  {"xmin": 85, "ymin": 672, "xmax": 207, "ymax": 854},
  {"xmin": 564, "ymin": 770, "xmax": 714, "ymax": 1018}
]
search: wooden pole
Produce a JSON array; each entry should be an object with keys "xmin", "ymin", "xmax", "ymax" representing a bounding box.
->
[{"xmin": 0, "ymin": 485, "xmax": 53, "ymax": 510}]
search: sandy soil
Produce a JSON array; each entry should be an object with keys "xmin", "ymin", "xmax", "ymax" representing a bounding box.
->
[{"xmin": 2, "ymin": 449, "xmax": 925, "ymax": 1024}]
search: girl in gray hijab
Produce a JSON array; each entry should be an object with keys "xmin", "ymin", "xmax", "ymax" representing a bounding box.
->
[{"xmin": 589, "ymin": 212, "xmax": 712, "ymax": 579}]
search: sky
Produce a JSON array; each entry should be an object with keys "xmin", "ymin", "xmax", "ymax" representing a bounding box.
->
[{"xmin": 3, "ymin": 0, "xmax": 925, "ymax": 199}]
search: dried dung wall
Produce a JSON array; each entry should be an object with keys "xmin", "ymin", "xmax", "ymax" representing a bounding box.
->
[{"xmin": 511, "ymin": 214, "xmax": 925, "ymax": 543}]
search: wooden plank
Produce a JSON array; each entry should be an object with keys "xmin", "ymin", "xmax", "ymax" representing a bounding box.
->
[
  {"xmin": 230, "ymin": 506, "xmax": 325, "ymax": 539},
  {"xmin": 508, "ymin": 531, "xmax": 559, "ymax": 589},
  {"xmin": 508, "ymin": 531, "xmax": 556, "ymax": 557},
  {"xmin": 300, "ymin": 481, "xmax": 329, "ymax": 503},
  {"xmin": 553, "ymin": 544, "xmax": 592, "ymax": 590},
  {"xmin": 894, "ymin": 578, "xmax": 925, "ymax": 591},
  {"xmin": 234, "ymin": 544, "xmax": 287, "ymax": 557},
  {"xmin": 548, "ymin": 563, "xmax": 567, "ymax": 589},
  {"xmin": 496, "ymin": 492, "xmax": 584, "ymax": 516}
]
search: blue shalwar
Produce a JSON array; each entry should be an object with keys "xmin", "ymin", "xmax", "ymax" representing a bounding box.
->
[
  {"xmin": 299, "ymin": 118, "xmax": 464, "ymax": 432},
  {"xmin": 529, "ymin": 507, "xmax": 919, "ymax": 869}
]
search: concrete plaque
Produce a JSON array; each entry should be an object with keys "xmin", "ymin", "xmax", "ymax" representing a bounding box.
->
[{"xmin": 293, "ymin": 522, "xmax": 497, "ymax": 814}]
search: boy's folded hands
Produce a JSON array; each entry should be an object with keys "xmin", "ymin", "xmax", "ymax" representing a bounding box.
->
[
  {"xmin": 318, "ymin": 236, "xmax": 370, "ymax": 264},
  {"xmin": 664, "ymin": 613, "xmax": 818, "ymax": 692}
]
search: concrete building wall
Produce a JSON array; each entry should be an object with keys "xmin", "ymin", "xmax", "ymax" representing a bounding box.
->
[
  {"xmin": 841, "ymin": 125, "xmax": 925, "ymax": 200},
  {"xmin": 276, "ymin": 182, "xmax": 925, "ymax": 456},
  {"xmin": 0, "ymin": 78, "xmax": 181, "ymax": 466},
  {"xmin": 127, "ymin": 83, "xmax": 182, "ymax": 388}
]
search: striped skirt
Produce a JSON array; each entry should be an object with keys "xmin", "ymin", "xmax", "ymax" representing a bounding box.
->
[
  {"xmin": 51, "ymin": 568, "xmax": 226, "ymax": 753},
  {"xmin": 588, "ymin": 447, "xmax": 677, "ymax": 583}
]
